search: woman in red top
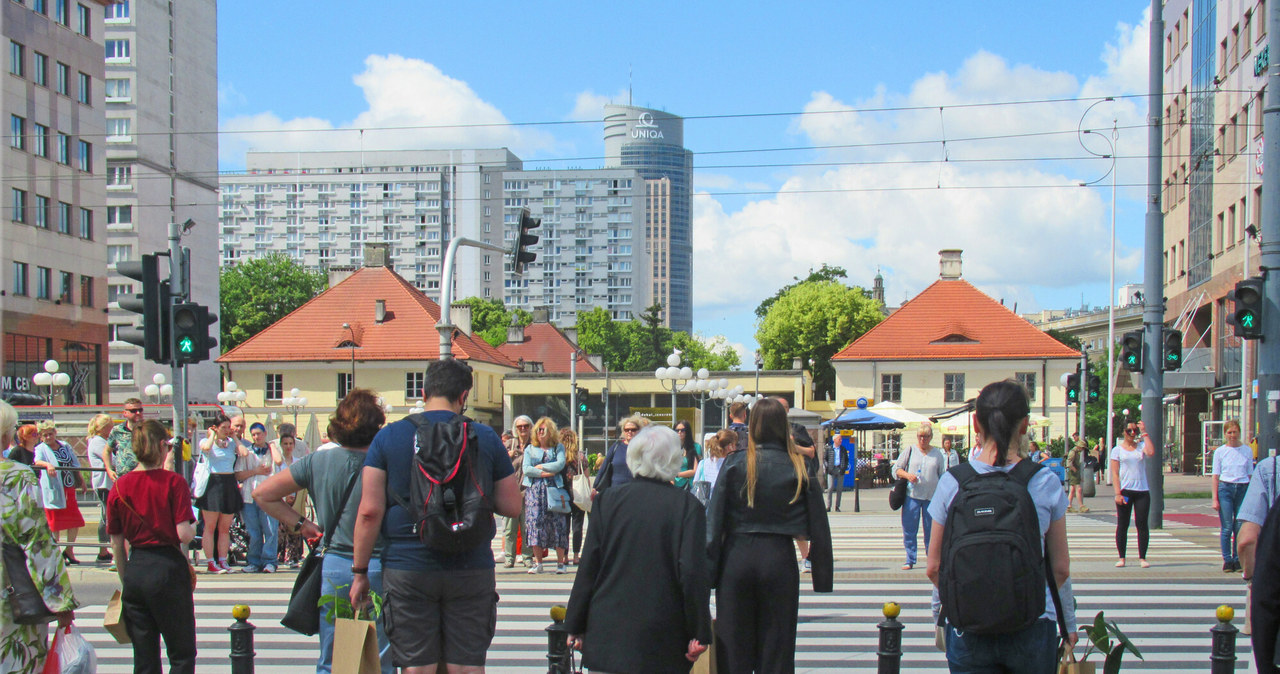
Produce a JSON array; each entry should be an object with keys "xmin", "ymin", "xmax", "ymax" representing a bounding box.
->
[{"xmin": 107, "ymin": 420, "xmax": 197, "ymax": 674}]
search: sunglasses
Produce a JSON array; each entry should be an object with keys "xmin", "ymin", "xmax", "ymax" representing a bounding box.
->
[
  {"xmin": 124, "ymin": 408, "xmax": 143, "ymax": 414},
  {"xmin": 516, "ymin": 424, "xmax": 531, "ymax": 430},
  {"xmin": 1125, "ymin": 427, "xmax": 1138, "ymax": 433},
  {"xmin": 676, "ymin": 428, "xmax": 688, "ymax": 433},
  {"xmin": 623, "ymin": 427, "xmax": 639, "ymax": 433}
]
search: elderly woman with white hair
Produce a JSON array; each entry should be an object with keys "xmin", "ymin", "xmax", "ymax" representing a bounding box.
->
[{"xmin": 565, "ymin": 425, "xmax": 712, "ymax": 673}]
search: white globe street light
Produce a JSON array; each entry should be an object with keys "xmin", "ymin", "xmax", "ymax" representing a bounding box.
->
[
  {"xmin": 655, "ymin": 351, "xmax": 694, "ymax": 426},
  {"xmin": 32, "ymin": 360, "xmax": 68, "ymax": 405}
]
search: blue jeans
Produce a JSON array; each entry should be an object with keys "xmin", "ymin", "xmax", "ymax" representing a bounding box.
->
[
  {"xmin": 1218, "ymin": 481, "xmax": 1249, "ymax": 563},
  {"xmin": 318, "ymin": 553, "xmax": 392, "ymax": 674},
  {"xmin": 902, "ymin": 496, "xmax": 932, "ymax": 565},
  {"xmin": 945, "ymin": 617, "xmax": 1058, "ymax": 673},
  {"xmin": 241, "ymin": 502, "xmax": 278, "ymax": 569}
]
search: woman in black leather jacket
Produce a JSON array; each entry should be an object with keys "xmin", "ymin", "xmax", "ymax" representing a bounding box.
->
[{"xmin": 706, "ymin": 397, "xmax": 832, "ymax": 673}]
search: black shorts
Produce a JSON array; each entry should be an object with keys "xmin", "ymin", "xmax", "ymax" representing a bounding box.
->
[{"xmin": 382, "ymin": 567, "xmax": 498, "ymax": 668}]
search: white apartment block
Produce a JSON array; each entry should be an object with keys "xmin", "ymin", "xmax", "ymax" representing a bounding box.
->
[
  {"xmin": 500, "ymin": 169, "xmax": 650, "ymax": 324},
  {"xmin": 103, "ymin": 0, "xmax": 220, "ymax": 404},
  {"xmin": 218, "ymin": 149, "xmax": 521, "ymax": 303}
]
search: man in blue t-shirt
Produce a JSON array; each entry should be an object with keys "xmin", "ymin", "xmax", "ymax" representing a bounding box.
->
[{"xmin": 350, "ymin": 358, "xmax": 521, "ymax": 673}]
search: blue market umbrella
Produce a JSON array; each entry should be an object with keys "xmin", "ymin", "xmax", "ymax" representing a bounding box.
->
[{"xmin": 822, "ymin": 408, "xmax": 906, "ymax": 431}]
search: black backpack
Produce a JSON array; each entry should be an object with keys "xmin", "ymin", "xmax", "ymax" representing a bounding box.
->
[
  {"xmin": 1249, "ymin": 458, "xmax": 1280, "ymax": 671},
  {"xmin": 939, "ymin": 460, "xmax": 1049, "ymax": 635},
  {"xmin": 389, "ymin": 414, "xmax": 496, "ymax": 555}
]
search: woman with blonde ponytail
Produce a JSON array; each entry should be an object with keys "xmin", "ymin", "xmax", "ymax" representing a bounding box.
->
[{"xmin": 706, "ymin": 397, "xmax": 832, "ymax": 672}]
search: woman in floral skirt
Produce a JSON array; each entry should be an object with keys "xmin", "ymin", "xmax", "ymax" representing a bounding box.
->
[{"xmin": 522, "ymin": 417, "xmax": 569, "ymax": 574}]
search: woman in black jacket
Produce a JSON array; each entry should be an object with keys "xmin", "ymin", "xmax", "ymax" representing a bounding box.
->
[
  {"xmin": 565, "ymin": 425, "xmax": 712, "ymax": 673},
  {"xmin": 706, "ymin": 397, "xmax": 833, "ymax": 673}
]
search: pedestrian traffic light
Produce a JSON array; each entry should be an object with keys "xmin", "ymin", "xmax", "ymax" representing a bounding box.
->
[
  {"xmin": 116, "ymin": 254, "xmax": 171, "ymax": 364},
  {"xmin": 1229, "ymin": 277, "xmax": 1264, "ymax": 340},
  {"xmin": 1120, "ymin": 330, "xmax": 1144, "ymax": 373},
  {"xmin": 575, "ymin": 386, "xmax": 589, "ymax": 415},
  {"xmin": 170, "ymin": 302, "xmax": 217, "ymax": 364},
  {"xmin": 510, "ymin": 207, "xmax": 540, "ymax": 275},
  {"xmin": 1087, "ymin": 374, "xmax": 1102, "ymax": 402},
  {"xmin": 1065, "ymin": 372, "xmax": 1081, "ymax": 405},
  {"xmin": 1163, "ymin": 329, "xmax": 1184, "ymax": 371}
]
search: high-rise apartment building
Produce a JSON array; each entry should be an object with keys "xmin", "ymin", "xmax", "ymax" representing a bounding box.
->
[
  {"xmin": 1, "ymin": 0, "xmax": 111, "ymax": 404},
  {"xmin": 1160, "ymin": 0, "xmax": 1264, "ymax": 467},
  {"xmin": 218, "ymin": 149, "xmax": 521, "ymax": 302},
  {"xmin": 103, "ymin": 0, "xmax": 219, "ymax": 403},
  {"xmin": 500, "ymin": 169, "xmax": 649, "ymax": 324}
]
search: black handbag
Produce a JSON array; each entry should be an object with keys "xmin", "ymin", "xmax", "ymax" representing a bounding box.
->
[
  {"xmin": 888, "ymin": 446, "xmax": 913, "ymax": 511},
  {"xmin": 2, "ymin": 540, "xmax": 56, "ymax": 625},
  {"xmin": 280, "ymin": 469, "xmax": 360, "ymax": 636}
]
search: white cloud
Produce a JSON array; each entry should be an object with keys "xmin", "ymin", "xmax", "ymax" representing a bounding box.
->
[
  {"xmin": 694, "ymin": 11, "xmax": 1152, "ymax": 318},
  {"xmin": 694, "ymin": 333, "xmax": 749, "ymax": 367},
  {"xmin": 219, "ymin": 55, "xmax": 552, "ymax": 166},
  {"xmin": 568, "ymin": 89, "xmax": 631, "ymax": 121}
]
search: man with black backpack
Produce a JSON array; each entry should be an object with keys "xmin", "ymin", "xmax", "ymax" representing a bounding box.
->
[{"xmin": 349, "ymin": 358, "xmax": 522, "ymax": 674}]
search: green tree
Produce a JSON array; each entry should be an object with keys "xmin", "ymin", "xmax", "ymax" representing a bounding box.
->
[
  {"xmin": 455, "ymin": 297, "xmax": 532, "ymax": 347},
  {"xmin": 575, "ymin": 304, "xmax": 740, "ymax": 372},
  {"xmin": 754, "ymin": 264, "xmax": 850, "ymax": 319},
  {"xmin": 1046, "ymin": 328, "xmax": 1084, "ymax": 352},
  {"xmin": 220, "ymin": 254, "xmax": 327, "ymax": 352},
  {"xmin": 756, "ymin": 279, "xmax": 884, "ymax": 400}
]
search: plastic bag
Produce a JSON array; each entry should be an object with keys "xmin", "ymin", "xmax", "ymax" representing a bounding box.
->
[{"xmin": 43, "ymin": 625, "xmax": 97, "ymax": 674}]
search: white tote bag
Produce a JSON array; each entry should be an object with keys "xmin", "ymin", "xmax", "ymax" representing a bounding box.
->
[
  {"xmin": 191, "ymin": 452, "xmax": 211, "ymax": 499},
  {"xmin": 571, "ymin": 453, "xmax": 592, "ymax": 513}
]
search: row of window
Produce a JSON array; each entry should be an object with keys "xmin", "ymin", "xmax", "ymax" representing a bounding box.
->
[
  {"xmin": 879, "ymin": 372, "xmax": 1038, "ymax": 405},
  {"xmin": 9, "ymin": 41, "xmax": 95, "ymax": 104},
  {"xmin": 10, "ymin": 261, "xmax": 93, "ymax": 306},
  {"xmin": 10, "ymin": 115, "xmax": 92, "ymax": 169},
  {"xmin": 262, "ymin": 372, "xmax": 427, "ymax": 401},
  {"xmin": 11, "ymin": 189, "xmax": 93, "ymax": 238},
  {"xmin": 10, "ymin": 0, "xmax": 93, "ymax": 35}
]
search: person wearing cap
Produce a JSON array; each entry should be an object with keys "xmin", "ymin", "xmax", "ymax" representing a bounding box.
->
[
  {"xmin": 34, "ymin": 420, "xmax": 86, "ymax": 564},
  {"xmin": 1066, "ymin": 440, "xmax": 1089, "ymax": 513}
]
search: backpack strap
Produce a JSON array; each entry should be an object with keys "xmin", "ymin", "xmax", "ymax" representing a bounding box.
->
[
  {"xmin": 1007, "ymin": 457, "xmax": 1067, "ymax": 643},
  {"xmin": 947, "ymin": 462, "xmax": 979, "ymax": 487},
  {"xmin": 1008, "ymin": 458, "xmax": 1044, "ymax": 487}
]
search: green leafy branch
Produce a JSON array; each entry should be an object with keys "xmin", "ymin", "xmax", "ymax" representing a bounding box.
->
[
  {"xmin": 319, "ymin": 584, "xmax": 383, "ymax": 624},
  {"xmin": 1075, "ymin": 611, "xmax": 1143, "ymax": 674}
]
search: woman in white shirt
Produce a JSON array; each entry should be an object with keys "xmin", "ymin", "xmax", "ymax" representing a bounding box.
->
[
  {"xmin": 1211, "ymin": 419, "xmax": 1253, "ymax": 572},
  {"xmin": 85, "ymin": 413, "xmax": 115, "ymax": 563},
  {"xmin": 1111, "ymin": 420, "xmax": 1155, "ymax": 567}
]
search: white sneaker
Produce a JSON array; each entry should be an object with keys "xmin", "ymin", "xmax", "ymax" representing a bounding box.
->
[
  {"xmin": 527, "ymin": 563, "xmax": 542, "ymax": 574},
  {"xmin": 556, "ymin": 564, "xmax": 568, "ymax": 575}
]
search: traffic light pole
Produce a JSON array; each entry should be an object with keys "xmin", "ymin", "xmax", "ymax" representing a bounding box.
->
[
  {"xmin": 1257, "ymin": 3, "xmax": 1280, "ymax": 460},
  {"xmin": 168, "ymin": 222, "xmax": 189, "ymax": 478},
  {"xmin": 1079, "ymin": 351, "xmax": 1088, "ymax": 447},
  {"xmin": 1142, "ymin": 0, "xmax": 1166, "ymax": 529},
  {"xmin": 570, "ymin": 353, "xmax": 578, "ymax": 432},
  {"xmin": 436, "ymin": 236, "xmax": 509, "ymax": 360}
]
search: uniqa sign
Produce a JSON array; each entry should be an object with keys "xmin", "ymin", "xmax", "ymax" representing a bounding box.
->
[{"xmin": 631, "ymin": 111, "xmax": 665, "ymax": 140}]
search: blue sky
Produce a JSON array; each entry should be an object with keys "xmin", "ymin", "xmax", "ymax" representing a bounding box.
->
[{"xmin": 217, "ymin": 1, "xmax": 1154, "ymax": 364}]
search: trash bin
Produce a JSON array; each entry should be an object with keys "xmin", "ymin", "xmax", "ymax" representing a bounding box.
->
[{"xmin": 1081, "ymin": 465, "xmax": 1096, "ymax": 498}]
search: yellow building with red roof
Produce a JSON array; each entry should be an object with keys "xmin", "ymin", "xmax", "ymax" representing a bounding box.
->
[{"xmin": 831, "ymin": 251, "xmax": 1082, "ymax": 441}]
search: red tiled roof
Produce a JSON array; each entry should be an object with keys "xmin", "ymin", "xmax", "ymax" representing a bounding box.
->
[
  {"xmin": 217, "ymin": 267, "xmax": 517, "ymax": 367},
  {"xmin": 497, "ymin": 323, "xmax": 599, "ymax": 374},
  {"xmin": 832, "ymin": 279, "xmax": 1082, "ymax": 361}
]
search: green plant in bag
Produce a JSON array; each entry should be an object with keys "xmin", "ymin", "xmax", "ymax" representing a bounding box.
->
[
  {"xmin": 1075, "ymin": 610, "xmax": 1143, "ymax": 673},
  {"xmin": 318, "ymin": 584, "xmax": 383, "ymax": 624}
]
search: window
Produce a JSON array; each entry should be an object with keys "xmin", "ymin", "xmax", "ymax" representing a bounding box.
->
[
  {"xmin": 104, "ymin": 77, "xmax": 129, "ymax": 100},
  {"xmin": 58, "ymin": 271, "xmax": 72, "ymax": 303},
  {"xmin": 32, "ymin": 123, "xmax": 47, "ymax": 157},
  {"xmin": 1016, "ymin": 372, "xmax": 1037, "ymax": 401},
  {"xmin": 106, "ymin": 283, "xmax": 130, "ymax": 304},
  {"xmin": 78, "ymin": 275, "xmax": 92, "ymax": 306},
  {"xmin": 55, "ymin": 133, "xmax": 68, "ymax": 163},
  {"xmin": 265, "ymin": 374, "xmax": 283, "ymax": 400},
  {"xmin": 35, "ymin": 266, "xmax": 49, "ymax": 299},
  {"xmin": 944, "ymin": 373, "xmax": 966, "ymax": 403},
  {"xmin": 56, "ymin": 202, "xmax": 69, "ymax": 233},
  {"xmin": 78, "ymin": 208, "xmax": 91, "ymax": 239},
  {"xmin": 106, "ymin": 205, "xmax": 131, "ymax": 228},
  {"xmin": 33, "ymin": 0, "xmax": 45, "ymax": 14},
  {"xmin": 108, "ymin": 363, "xmax": 133, "ymax": 384},
  {"xmin": 9, "ymin": 115, "xmax": 24, "ymax": 150},
  {"xmin": 12, "ymin": 262, "xmax": 27, "ymax": 296},
  {"xmin": 104, "ymin": 39, "xmax": 128, "ymax": 61},
  {"xmin": 33, "ymin": 195, "xmax": 47, "ymax": 229},
  {"xmin": 405, "ymin": 371, "xmax": 424, "ymax": 400},
  {"xmin": 11, "ymin": 188, "xmax": 25, "ymax": 222},
  {"xmin": 76, "ymin": 139, "xmax": 90, "ymax": 170},
  {"xmin": 75, "ymin": 3, "xmax": 89, "ymax": 35},
  {"xmin": 54, "ymin": 0, "xmax": 67, "ymax": 25},
  {"xmin": 105, "ymin": 0, "xmax": 127, "ymax": 21},
  {"xmin": 106, "ymin": 244, "xmax": 130, "ymax": 266},
  {"xmin": 881, "ymin": 374, "xmax": 901, "ymax": 403},
  {"xmin": 76, "ymin": 72, "xmax": 89, "ymax": 104},
  {"xmin": 106, "ymin": 118, "xmax": 129, "ymax": 140},
  {"xmin": 9, "ymin": 41, "xmax": 22, "ymax": 77},
  {"xmin": 337, "ymin": 372, "xmax": 353, "ymax": 400},
  {"xmin": 107, "ymin": 164, "xmax": 130, "ymax": 186},
  {"xmin": 32, "ymin": 52, "xmax": 46, "ymax": 86},
  {"xmin": 54, "ymin": 62, "xmax": 67, "ymax": 94}
]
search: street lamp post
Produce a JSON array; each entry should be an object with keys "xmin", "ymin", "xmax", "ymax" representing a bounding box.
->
[
  {"xmin": 281, "ymin": 388, "xmax": 309, "ymax": 427},
  {"xmin": 655, "ymin": 351, "xmax": 693, "ymax": 427},
  {"xmin": 754, "ymin": 351, "xmax": 763, "ymax": 396},
  {"xmin": 31, "ymin": 360, "xmax": 70, "ymax": 405},
  {"xmin": 342, "ymin": 322, "xmax": 357, "ymax": 389},
  {"xmin": 217, "ymin": 381, "xmax": 247, "ymax": 408}
]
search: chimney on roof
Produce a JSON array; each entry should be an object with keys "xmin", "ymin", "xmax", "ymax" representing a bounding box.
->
[
  {"xmin": 531, "ymin": 308, "xmax": 550, "ymax": 323},
  {"xmin": 375, "ymin": 299, "xmax": 386, "ymax": 324},
  {"xmin": 562, "ymin": 326, "xmax": 578, "ymax": 344},
  {"xmin": 328, "ymin": 265, "xmax": 357, "ymax": 287},
  {"xmin": 939, "ymin": 249, "xmax": 963, "ymax": 280},
  {"xmin": 452, "ymin": 304, "xmax": 472, "ymax": 336},
  {"xmin": 364, "ymin": 242, "xmax": 390, "ymax": 268},
  {"xmin": 507, "ymin": 314, "xmax": 525, "ymax": 344}
]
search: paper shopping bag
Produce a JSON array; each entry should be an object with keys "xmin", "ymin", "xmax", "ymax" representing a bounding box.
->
[
  {"xmin": 103, "ymin": 589, "xmax": 131, "ymax": 644},
  {"xmin": 333, "ymin": 616, "xmax": 380, "ymax": 674},
  {"xmin": 1057, "ymin": 649, "xmax": 1096, "ymax": 674}
]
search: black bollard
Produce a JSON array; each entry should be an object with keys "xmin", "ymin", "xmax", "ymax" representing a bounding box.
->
[
  {"xmin": 1211, "ymin": 604, "xmax": 1238, "ymax": 674},
  {"xmin": 229, "ymin": 604, "xmax": 256, "ymax": 674},
  {"xmin": 546, "ymin": 605, "xmax": 573, "ymax": 674},
  {"xmin": 877, "ymin": 602, "xmax": 904, "ymax": 674}
]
